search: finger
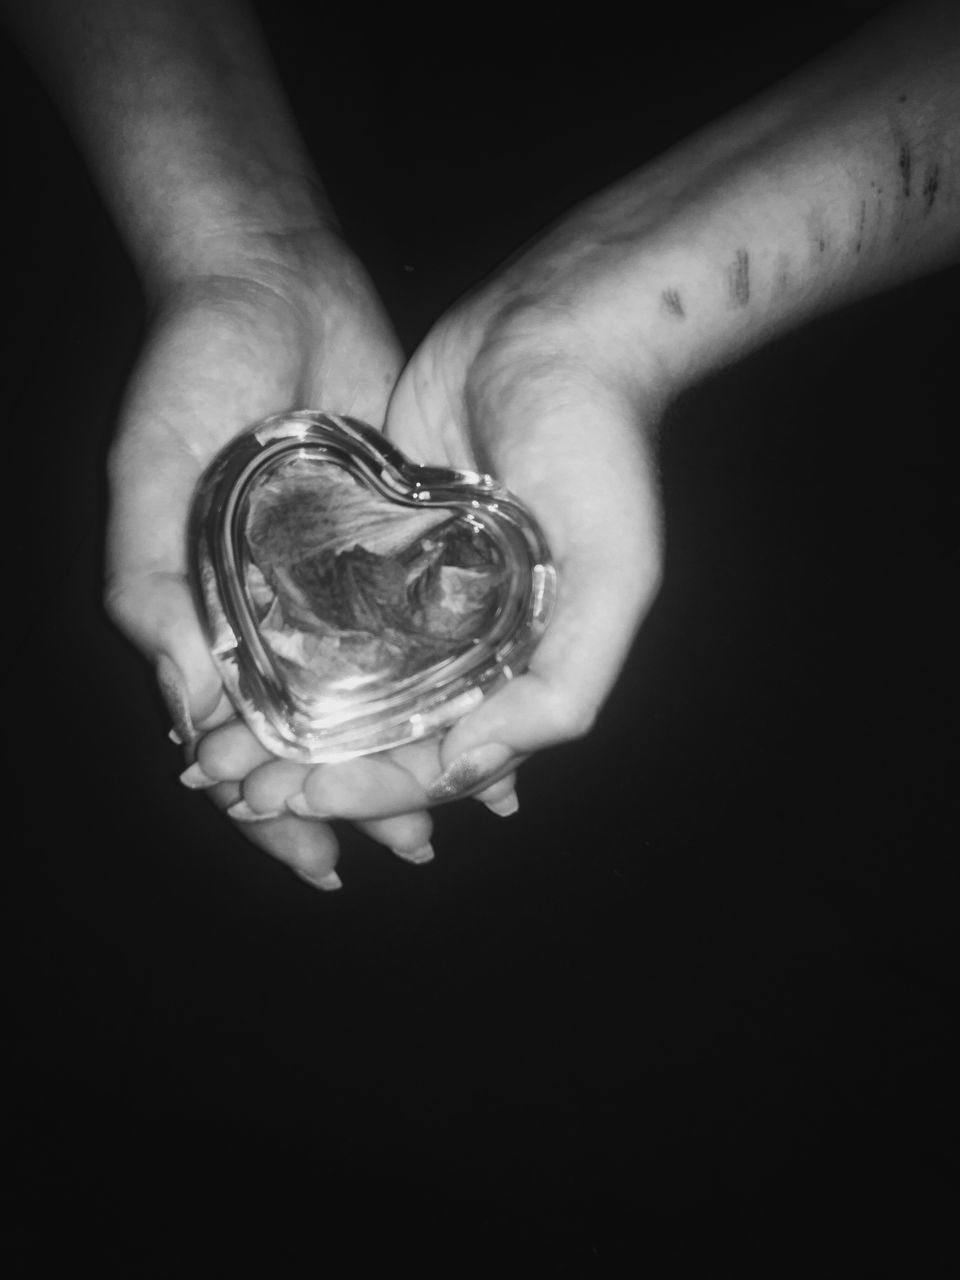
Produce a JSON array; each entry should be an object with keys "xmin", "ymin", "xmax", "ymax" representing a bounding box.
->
[
  {"xmin": 240, "ymin": 738, "xmax": 497, "ymax": 835},
  {"xmin": 179, "ymin": 717, "xmax": 276, "ymax": 788},
  {"xmin": 423, "ymin": 388, "xmax": 663, "ymax": 797},
  {"xmin": 473, "ymin": 769, "xmax": 519, "ymax": 803},
  {"xmin": 290, "ymin": 754, "xmax": 430, "ymax": 821},
  {"xmin": 106, "ymin": 572, "xmax": 225, "ymax": 741},
  {"xmin": 473, "ymin": 770, "xmax": 520, "ymax": 817},
  {"xmin": 232, "ymin": 812, "xmax": 343, "ymax": 891},
  {"xmin": 237, "ymin": 734, "xmax": 457, "ymax": 814},
  {"xmin": 241, "ymin": 758, "xmax": 437, "ymax": 869},
  {"xmin": 356, "ymin": 810, "xmax": 435, "ymax": 866},
  {"xmin": 202, "ymin": 777, "xmax": 343, "ymax": 890},
  {"xmin": 239, "ymin": 758, "xmax": 313, "ymax": 814},
  {"xmin": 270, "ymin": 735, "xmax": 443, "ymax": 821}
]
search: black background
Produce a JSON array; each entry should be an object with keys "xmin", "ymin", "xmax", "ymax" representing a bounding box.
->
[{"xmin": 7, "ymin": 2, "xmax": 958, "ymax": 1272}]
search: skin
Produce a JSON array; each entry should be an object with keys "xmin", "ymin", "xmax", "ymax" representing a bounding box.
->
[
  {"xmin": 3, "ymin": 0, "xmax": 439, "ymax": 880},
  {"xmin": 5, "ymin": 0, "xmax": 959, "ymax": 887}
]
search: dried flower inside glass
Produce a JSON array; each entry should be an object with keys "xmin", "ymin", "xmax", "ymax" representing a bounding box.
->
[{"xmin": 190, "ymin": 411, "xmax": 556, "ymax": 762}]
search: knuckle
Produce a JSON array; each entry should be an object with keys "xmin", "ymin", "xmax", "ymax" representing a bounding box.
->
[
  {"xmin": 102, "ymin": 578, "xmax": 135, "ymax": 635},
  {"xmin": 543, "ymin": 692, "xmax": 598, "ymax": 745}
]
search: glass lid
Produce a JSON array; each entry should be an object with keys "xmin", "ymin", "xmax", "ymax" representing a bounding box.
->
[{"xmin": 190, "ymin": 411, "xmax": 556, "ymax": 762}]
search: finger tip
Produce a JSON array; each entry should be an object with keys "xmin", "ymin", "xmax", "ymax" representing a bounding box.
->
[
  {"xmin": 391, "ymin": 842, "xmax": 435, "ymax": 866},
  {"xmin": 179, "ymin": 761, "xmax": 218, "ymax": 790},
  {"xmin": 297, "ymin": 868, "xmax": 343, "ymax": 892},
  {"xmin": 226, "ymin": 799, "xmax": 284, "ymax": 822},
  {"xmin": 425, "ymin": 742, "xmax": 514, "ymax": 801},
  {"xmin": 483, "ymin": 790, "xmax": 519, "ymax": 818}
]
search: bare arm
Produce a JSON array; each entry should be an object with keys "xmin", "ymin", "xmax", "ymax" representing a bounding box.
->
[
  {"xmin": 1, "ymin": 0, "xmax": 424, "ymax": 888},
  {"xmin": 270, "ymin": 0, "xmax": 958, "ymax": 822},
  {"xmin": 0, "ymin": 0, "xmax": 345, "ymax": 294},
  {"xmin": 172, "ymin": 2, "xmax": 960, "ymax": 833},
  {"xmin": 481, "ymin": 0, "xmax": 960, "ymax": 396}
]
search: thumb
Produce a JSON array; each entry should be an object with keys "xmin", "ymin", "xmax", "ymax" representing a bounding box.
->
[
  {"xmin": 424, "ymin": 384, "xmax": 664, "ymax": 799},
  {"xmin": 105, "ymin": 569, "xmax": 226, "ymax": 740}
]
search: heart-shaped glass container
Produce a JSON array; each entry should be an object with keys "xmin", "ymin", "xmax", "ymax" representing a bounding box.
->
[{"xmin": 190, "ymin": 411, "xmax": 556, "ymax": 762}]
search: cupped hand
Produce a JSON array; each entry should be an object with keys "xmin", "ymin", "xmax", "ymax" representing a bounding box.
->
[
  {"xmin": 242, "ymin": 222, "xmax": 668, "ymax": 835},
  {"xmin": 104, "ymin": 229, "xmax": 433, "ymax": 888},
  {"xmin": 384, "ymin": 270, "xmax": 667, "ymax": 805}
]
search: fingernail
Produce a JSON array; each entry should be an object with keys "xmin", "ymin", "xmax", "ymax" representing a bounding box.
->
[
  {"xmin": 157, "ymin": 654, "xmax": 195, "ymax": 744},
  {"xmin": 169, "ymin": 727, "xmax": 184, "ymax": 745},
  {"xmin": 227, "ymin": 799, "xmax": 284, "ymax": 823},
  {"xmin": 484, "ymin": 789, "xmax": 519, "ymax": 818},
  {"xmin": 426, "ymin": 743, "xmax": 513, "ymax": 801},
  {"xmin": 297, "ymin": 868, "xmax": 343, "ymax": 892},
  {"xmin": 179, "ymin": 762, "xmax": 218, "ymax": 789},
  {"xmin": 391, "ymin": 842, "xmax": 435, "ymax": 866},
  {"xmin": 287, "ymin": 792, "xmax": 332, "ymax": 819}
]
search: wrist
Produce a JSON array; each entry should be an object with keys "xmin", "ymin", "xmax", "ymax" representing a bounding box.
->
[
  {"xmin": 142, "ymin": 221, "xmax": 405, "ymax": 426},
  {"xmin": 130, "ymin": 173, "xmax": 343, "ymax": 302},
  {"xmin": 496, "ymin": 139, "xmax": 866, "ymax": 407},
  {"xmin": 144, "ymin": 220, "xmax": 375, "ymax": 320},
  {"xmin": 483, "ymin": 2, "xmax": 960, "ymax": 406}
]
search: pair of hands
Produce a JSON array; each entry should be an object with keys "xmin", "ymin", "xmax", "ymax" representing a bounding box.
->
[{"xmin": 105, "ymin": 224, "xmax": 665, "ymax": 888}]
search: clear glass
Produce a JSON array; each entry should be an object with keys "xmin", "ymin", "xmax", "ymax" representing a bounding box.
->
[{"xmin": 190, "ymin": 411, "xmax": 557, "ymax": 762}]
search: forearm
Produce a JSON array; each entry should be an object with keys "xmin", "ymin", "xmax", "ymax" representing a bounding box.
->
[
  {"xmin": 2, "ymin": 0, "xmax": 338, "ymax": 295},
  {"xmin": 507, "ymin": 0, "xmax": 959, "ymax": 391}
]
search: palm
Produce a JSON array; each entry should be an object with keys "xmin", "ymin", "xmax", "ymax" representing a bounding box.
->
[
  {"xmin": 157, "ymin": 272, "xmax": 665, "ymax": 880},
  {"xmin": 108, "ymin": 275, "xmax": 400, "ymax": 683},
  {"xmin": 106, "ymin": 270, "xmax": 413, "ymax": 883},
  {"xmin": 234, "ymin": 293, "xmax": 666, "ymax": 841},
  {"xmin": 384, "ymin": 301, "xmax": 665, "ymax": 762}
]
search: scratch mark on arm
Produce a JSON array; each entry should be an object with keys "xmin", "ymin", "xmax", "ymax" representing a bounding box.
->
[
  {"xmin": 922, "ymin": 163, "xmax": 940, "ymax": 214},
  {"xmin": 728, "ymin": 249, "xmax": 750, "ymax": 308},
  {"xmin": 660, "ymin": 288, "xmax": 685, "ymax": 318},
  {"xmin": 773, "ymin": 252, "xmax": 791, "ymax": 295}
]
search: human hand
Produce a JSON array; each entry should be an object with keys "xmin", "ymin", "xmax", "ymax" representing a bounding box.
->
[
  {"xmin": 105, "ymin": 229, "xmax": 441, "ymax": 888},
  {"xmin": 102, "ymin": 0, "xmax": 960, "ymax": 887},
  {"xmin": 208, "ymin": 0, "xmax": 960, "ymax": 863},
  {"xmin": 236, "ymin": 213, "xmax": 668, "ymax": 835},
  {"xmin": 383, "ymin": 251, "xmax": 668, "ymax": 805}
]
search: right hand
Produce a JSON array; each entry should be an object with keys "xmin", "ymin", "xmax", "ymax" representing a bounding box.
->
[{"xmin": 105, "ymin": 228, "xmax": 438, "ymax": 888}]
